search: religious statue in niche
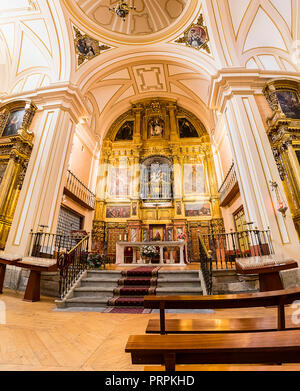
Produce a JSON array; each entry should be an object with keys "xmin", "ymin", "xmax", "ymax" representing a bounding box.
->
[
  {"xmin": 148, "ymin": 117, "xmax": 164, "ymax": 137},
  {"xmin": 115, "ymin": 121, "xmax": 134, "ymax": 141},
  {"xmin": 1, "ymin": 109, "xmax": 25, "ymax": 137},
  {"xmin": 276, "ymin": 90, "xmax": 300, "ymax": 119},
  {"xmin": 179, "ymin": 118, "xmax": 199, "ymax": 138},
  {"xmin": 73, "ymin": 26, "xmax": 111, "ymax": 66},
  {"xmin": 175, "ymin": 15, "xmax": 210, "ymax": 54}
]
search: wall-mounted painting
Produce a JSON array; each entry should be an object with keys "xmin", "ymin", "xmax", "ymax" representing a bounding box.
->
[
  {"xmin": 106, "ymin": 205, "xmax": 131, "ymax": 218},
  {"xmin": 148, "ymin": 117, "xmax": 164, "ymax": 137},
  {"xmin": 151, "ymin": 226, "xmax": 164, "ymax": 241},
  {"xmin": 176, "ymin": 201, "xmax": 182, "ymax": 215},
  {"xmin": 115, "ymin": 121, "xmax": 134, "ymax": 141},
  {"xmin": 276, "ymin": 90, "xmax": 300, "ymax": 119},
  {"xmin": 110, "ymin": 167, "xmax": 130, "ymax": 197},
  {"xmin": 179, "ymin": 118, "xmax": 199, "ymax": 138},
  {"xmin": 132, "ymin": 202, "xmax": 137, "ymax": 216},
  {"xmin": 2, "ymin": 109, "xmax": 25, "ymax": 137},
  {"xmin": 185, "ymin": 203, "xmax": 211, "ymax": 217},
  {"xmin": 184, "ymin": 164, "xmax": 206, "ymax": 194}
]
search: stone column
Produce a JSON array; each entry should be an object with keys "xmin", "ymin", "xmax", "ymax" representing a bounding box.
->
[
  {"xmin": 223, "ymin": 93, "xmax": 299, "ymax": 259},
  {"xmin": 5, "ymin": 100, "xmax": 77, "ymax": 256}
]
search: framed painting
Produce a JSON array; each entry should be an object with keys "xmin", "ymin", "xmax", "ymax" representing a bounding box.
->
[
  {"xmin": 148, "ymin": 117, "xmax": 164, "ymax": 138},
  {"xmin": 106, "ymin": 205, "xmax": 131, "ymax": 219},
  {"xmin": 179, "ymin": 118, "xmax": 199, "ymax": 138},
  {"xmin": 185, "ymin": 203, "xmax": 211, "ymax": 217},
  {"xmin": 184, "ymin": 164, "xmax": 206, "ymax": 194},
  {"xmin": 132, "ymin": 202, "xmax": 137, "ymax": 216},
  {"xmin": 276, "ymin": 90, "xmax": 300, "ymax": 119},
  {"xmin": 115, "ymin": 121, "xmax": 134, "ymax": 141},
  {"xmin": 110, "ymin": 167, "xmax": 130, "ymax": 197},
  {"xmin": 176, "ymin": 201, "xmax": 182, "ymax": 215},
  {"xmin": 2, "ymin": 109, "xmax": 25, "ymax": 137},
  {"xmin": 151, "ymin": 226, "xmax": 164, "ymax": 241}
]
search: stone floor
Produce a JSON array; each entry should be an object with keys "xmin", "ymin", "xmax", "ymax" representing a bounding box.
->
[{"xmin": 0, "ymin": 288, "xmax": 300, "ymax": 371}]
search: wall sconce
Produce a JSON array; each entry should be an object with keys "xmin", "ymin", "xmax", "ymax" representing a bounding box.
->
[{"xmin": 270, "ymin": 181, "xmax": 288, "ymax": 218}]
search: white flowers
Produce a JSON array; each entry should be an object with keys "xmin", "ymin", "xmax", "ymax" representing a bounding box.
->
[{"xmin": 141, "ymin": 245, "xmax": 158, "ymax": 257}]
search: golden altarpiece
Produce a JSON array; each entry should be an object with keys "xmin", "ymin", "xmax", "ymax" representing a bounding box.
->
[
  {"xmin": 263, "ymin": 80, "xmax": 300, "ymax": 239},
  {"xmin": 0, "ymin": 101, "xmax": 36, "ymax": 249},
  {"xmin": 92, "ymin": 98, "xmax": 223, "ymax": 261}
]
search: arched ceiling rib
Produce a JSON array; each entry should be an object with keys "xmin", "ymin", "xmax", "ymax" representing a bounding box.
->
[{"xmin": 0, "ymin": 0, "xmax": 71, "ymax": 98}]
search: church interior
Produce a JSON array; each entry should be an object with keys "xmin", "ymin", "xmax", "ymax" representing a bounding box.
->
[{"xmin": 0, "ymin": 0, "xmax": 300, "ymax": 373}]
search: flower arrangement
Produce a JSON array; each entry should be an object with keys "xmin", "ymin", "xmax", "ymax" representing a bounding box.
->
[
  {"xmin": 141, "ymin": 245, "xmax": 158, "ymax": 258},
  {"xmin": 177, "ymin": 232, "xmax": 186, "ymax": 241},
  {"xmin": 86, "ymin": 252, "xmax": 111, "ymax": 269}
]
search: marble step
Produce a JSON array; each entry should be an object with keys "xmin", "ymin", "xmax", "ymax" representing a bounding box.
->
[
  {"xmin": 73, "ymin": 286, "xmax": 115, "ymax": 298},
  {"xmin": 80, "ymin": 278, "xmax": 121, "ymax": 287},
  {"xmin": 86, "ymin": 270, "xmax": 122, "ymax": 279},
  {"xmin": 64, "ymin": 297, "xmax": 109, "ymax": 308},
  {"xmin": 157, "ymin": 278, "xmax": 201, "ymax": 288},
  {"xmin": 156, "ymin": 287, "xmax": 203, "ymax": 296}
]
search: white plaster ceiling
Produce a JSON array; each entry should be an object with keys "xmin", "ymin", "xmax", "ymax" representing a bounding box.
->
[{"xmin": 75, "ymin": 0, "xmax": 188, "ymax": 36}]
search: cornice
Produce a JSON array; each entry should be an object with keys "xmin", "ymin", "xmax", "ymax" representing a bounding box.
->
[
  {"xmin": 0, "ymin": 83, "xmax": 88, "ymax": 124},
  {"xmin": 209, "ymin": 68, "xmax": 300, "ymax": 112}
]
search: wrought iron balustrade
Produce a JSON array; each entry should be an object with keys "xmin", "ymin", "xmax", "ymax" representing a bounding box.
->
[
  {"xmin": 218, "ymin": 163, "xmax": 239, "ymax": 206},
  {"xmin": 64, "ymin": 170, "xmax": 95, "ymax": 210},
  {"xmin": 28, "ymin": 231, "xmax": 79, "ymax": 259},
  {"xmin": 58, "ymin": 234, "xmax": 90, "ymax": 299},
  {"xmin": 198, "ymin": 234, "xmax": 213, "ymax": 295},
  {"xmin": 201, "ymin": 229, "xmax": 274, "ymax": 270}
]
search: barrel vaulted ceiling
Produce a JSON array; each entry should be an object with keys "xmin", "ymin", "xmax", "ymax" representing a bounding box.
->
[{"xmin": 0, "ymin": 0, "xmax": 299, "ymax": 138}]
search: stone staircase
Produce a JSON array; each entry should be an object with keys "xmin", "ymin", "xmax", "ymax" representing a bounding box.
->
[
  {"xmin": 156, "ymin": 270, "xmax": 202, "ymax": 296},
  {"xmin": 56, "ymin": 270, "xmax": 122, "ymax": 308},
  {"xmin": 56, "ymin": 268, "xmax": 203, "ymax": 309}
]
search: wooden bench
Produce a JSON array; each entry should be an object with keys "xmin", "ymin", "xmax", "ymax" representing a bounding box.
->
[
  {"xmin": 144, "ymin": 287, "xmax": 300, "ymax": 334},
  {"xmin": 0, "ymin": 255, "xmax": 57, "ymax": 302},
  {"xmin": 125, "ymin": 330, "xmax": 300, "ymax": 371}
]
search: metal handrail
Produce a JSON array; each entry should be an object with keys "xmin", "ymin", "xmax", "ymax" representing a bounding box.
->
[
  {"xmin": 198, "ymin": 234, "xmax": 213, "ymax": 295},
  {"xmin": 65, "ymin": 170, "xmax": 95, "ymax": 209},
  {"xmin": 58, "ymin": 234, "xmax": 90, "ymax": 299}
]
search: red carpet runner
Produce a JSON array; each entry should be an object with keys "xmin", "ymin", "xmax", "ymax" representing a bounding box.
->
[{"xmin": 108, "ymin": 266, "xmax": 160, "ymax": 309}]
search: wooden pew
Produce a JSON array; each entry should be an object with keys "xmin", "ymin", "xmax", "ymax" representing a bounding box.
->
[
  {"xmin": 144, "ymin": 287, "xmax": 300, "ymax": 334},
  {"xmin": 0, "ymin": 255, "xmax": 57, "ymax": 302},
  {"xmin": 125, "ymin": 330, "xmax": 300, "ymax": 371}
]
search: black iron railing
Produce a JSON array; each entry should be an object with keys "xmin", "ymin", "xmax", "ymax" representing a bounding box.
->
[
  {"xmin": 218, "ymin": 162, "xmax": 238, "ymax": 205},
  {"xmin": 198, "ymin": 234, "xmax": 213, "ymax": 295},
  {"xmin": 65, "ymin": 170, "xmax": 95, "ymax": 209},
  {"xmin": 58, "ymin": 234, "xmax": 90, "ymax": 299},
  {"xmin": 29, "ymin": 231, "xmax": 79, "ymax": 259},
  {"xmin": 201, "ymin": 229, "xmax": 274, "ymax": 270}
]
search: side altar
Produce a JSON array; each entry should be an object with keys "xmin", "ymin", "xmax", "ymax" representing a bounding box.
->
[{"xmin": 115, "ymin": 241, "xmax": 188, "ymax": 265}]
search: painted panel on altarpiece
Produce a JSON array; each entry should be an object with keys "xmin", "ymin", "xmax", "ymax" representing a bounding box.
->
[
  {"xmin": 185, "ymin": 203, "xmax": 211, "ymax": 217},
  {"xmin": 184, "ymin": 164, "xmax": 206, "ymax": 194}
]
